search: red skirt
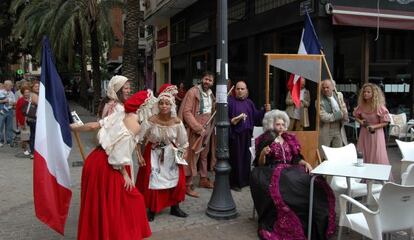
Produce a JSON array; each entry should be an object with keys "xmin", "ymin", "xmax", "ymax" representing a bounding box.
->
[
  {"xmin": 136, "ymin": 143, "xmax": 186, "ymax": 213},
  {"xmin": 78, "ymin": 148, "xmax": 151, "ymax": 240}
]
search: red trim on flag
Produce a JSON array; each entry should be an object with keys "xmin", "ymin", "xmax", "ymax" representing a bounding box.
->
[{"xmin": 33, "ymin": 151, "xmax": 72, "ymax": 235}]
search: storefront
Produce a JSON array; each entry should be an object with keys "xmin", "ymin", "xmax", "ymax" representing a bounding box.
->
[{"xmin": 168, "ymin": 0, "xmax": 414, "ymax": 117}]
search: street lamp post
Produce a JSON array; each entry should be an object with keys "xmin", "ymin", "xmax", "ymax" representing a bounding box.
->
[{"xmin": 206, "ymin": 0, "xmax": 238, "ymax": 220}]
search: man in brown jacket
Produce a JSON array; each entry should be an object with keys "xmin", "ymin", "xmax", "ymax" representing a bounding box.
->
[{"xmin": 178, "ymin": 71, "xmax": 216, "ymax": 198}]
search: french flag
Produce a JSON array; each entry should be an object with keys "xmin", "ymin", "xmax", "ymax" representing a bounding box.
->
[
  {"xmin": 33, "ymin": 37, "xmax": 73, "ymax": 235},
  {"xmin": 287, "ymin": 12, "xmax": 322, "ymax": 107}
]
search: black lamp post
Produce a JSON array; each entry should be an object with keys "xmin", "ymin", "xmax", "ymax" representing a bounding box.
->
[{"xmin": 206, "ymin": 0, "xmax": 238, "ymax": 220}]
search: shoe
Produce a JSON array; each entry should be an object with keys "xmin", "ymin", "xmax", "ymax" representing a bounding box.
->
[
  {"xmin": 23, "ymin": 150, "xmax": 30, "ymax": 156},
  {"xmin": 0, "ymin": 143, "xmax": 3, "ymax": 147},
  {"xmin": 199, "ymin": 177, "xmax": 214, "ymax": 189},
  {"xmin": 170, "ymin": 205, "xmax": 188, "ymax": 218},
  {"xmin": 231, "ymin": 187, "xmax": 242, "ymax": 192},
  {"xmin": 30, "ymin": 154, "xmax": 34, "ymax": 159},
  {"xmin": 147, "ymin": 210, "xmax": 155, "ymax": 222},
  {"xmin": 186, "ymin": 186, "xmax": 200, "ymax": 198}
]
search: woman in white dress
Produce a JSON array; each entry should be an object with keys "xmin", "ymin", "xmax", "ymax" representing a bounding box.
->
[{"xmin": 136, "ymin": 86, "xmax": 189, "ymax": 221}]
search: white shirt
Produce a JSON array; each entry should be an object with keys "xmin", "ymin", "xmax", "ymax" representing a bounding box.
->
[
  {"xmin": 200, "ymin": 89, "xmax": 213, "ymax": 114},
  {"xmin": 328, "ymin": 95, "xmax": 340, "ymax": 112},
  {"xmin": 0, "ymin": 89, "xmax": 16, "ymax": 110}
]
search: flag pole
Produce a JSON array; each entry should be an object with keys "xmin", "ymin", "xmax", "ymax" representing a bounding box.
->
[
  {"xmin": 320, "ymin": 49, "xmax": 338, "ymax": 93},
  {"xmin": 265, "ymin": 55, "xmax": 270, "ymax": 105},
  {"xmin": 73, "ymin": 132, "xmax": 86, "ymax": 162}
]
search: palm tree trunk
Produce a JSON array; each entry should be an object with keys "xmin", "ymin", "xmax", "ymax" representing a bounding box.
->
[
  {"xmin": 90, "ymin": 21, "xmax": 101, "ymax": 113},
  {"xmin": 75, "ymin": 16, "xmax": 90, "ymax": 107},
  {"xmin": 123, "ymin": 0, "xmax": 142, "ymax": 90}
]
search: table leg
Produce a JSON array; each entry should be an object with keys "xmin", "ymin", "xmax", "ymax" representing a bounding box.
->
[
  {"xmin": 366, "ymin": 181, "xmax": 374, "ymax": 206},
  {"xmin": 308, "ymin": 175, "xmax": 317, "ymax": 240},
  {"xmin": 346, "ymin": 177, "xmax": 351, "ymax": 213}
]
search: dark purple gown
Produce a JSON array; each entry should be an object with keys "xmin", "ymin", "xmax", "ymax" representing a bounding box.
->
[
  {"xmin": 228, "ymin": 96, "xmax": 264, "ymax": 188},
  {"xmin": 250, "ymin": 131, "xmax": 336, "ymax": 240}
]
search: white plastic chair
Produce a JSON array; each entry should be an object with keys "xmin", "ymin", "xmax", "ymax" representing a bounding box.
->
[
  {"xmin": 402, "ymin": 163, "xmax": 414, "ymax": 185},
  {"xmin": 249, "ymin": 127, "xmax": 263, "ymax": 160},
  {"xmin": 395, "ymin": 139, "xmax": 414, "ymax": 176},
  {"xmin": 249, "ymin": 126, "xmax": 263, "ymax": 220},
  {"xmin": 388, "ymin": 113, "xmax": 410, "ymax": 141},
  {"xmin": 321, "ymin": 144, "xmax": 383, "ymax": 198},
  {"xmin": 337, "ymin": 182, "xmax": 414, "ymax": 240}
]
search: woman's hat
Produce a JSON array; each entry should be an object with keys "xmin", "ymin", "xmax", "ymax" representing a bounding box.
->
[
  {"xmin": 107, "ymin": 75, "xmax": 129, "ymax": 100},
  {"xmin": 158, "ymin": 83, "xmax": 178, "ymax": 96}
]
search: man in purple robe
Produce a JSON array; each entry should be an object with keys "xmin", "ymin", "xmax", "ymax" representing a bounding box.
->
[{"xmin": 228, "ymin": 81, "xmax": 269, "ymax": 191}]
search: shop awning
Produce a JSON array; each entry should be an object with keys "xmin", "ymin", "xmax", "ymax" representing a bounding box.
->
[{"xmin": 329, "ymin": 5, "xmax": 414, "ymax": 30}]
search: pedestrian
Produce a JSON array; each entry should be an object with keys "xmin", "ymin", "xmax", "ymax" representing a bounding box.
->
[
  {"xmin": 0, "ymin": 80, "xmax": 16, "ymax": 147},
  {"xmin": 15, "ymin": 86, "xmax": 32, "ymax": 155},
  {"xmin": 175, "ymin": 82, "xmax": 186, "ymax": 110},
  {"xmin": 285, "ymin": 78, "xmax": 310, "ymax": 131},
  {"xmin": 136, "ymin": 85, "xmax": 188, "ymax": 221},
  {"xmin": 26, "ymin": 81, "xmax": 39, "ymax": 158},
  {"xmin": 97, "ymin": 75, "xmax": 131, "ymax": 119},
  {"xmin": 71, "ymin": 90, "xmax": 153, "ymax": 240},
  {"xmin": 319, "ymin": 79, "xmax": 348, "ymax": 158},
  {"xmin": 250, "ymin": 110, "xmax": 335, "ymax": 240},
  {"xmin": 228, "ymin": 81, "xmax": 268, "ymax": 191},
  {"xmin": 353, "ymin": 83, "xmax": 390, "ymax": 165},
  {"xmin": 178, "ymin": 71, "xmax": 216, "ymax": 198}
]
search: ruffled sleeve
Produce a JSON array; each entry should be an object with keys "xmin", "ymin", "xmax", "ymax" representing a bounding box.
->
[
  {"xmin": 136, "ymin": 119, "xmax": 151, "ymax": 144},
  {"xmin": 175, "ymin": 121, "xmax": 189, "ymax": 148},
  {"xmin": 377, "ymin": 105, "xmax": 390, "ymax": 123},
  {"xmin": 97, "ymin": 111, "xmax": 132, "ymax": 167},
  {"xmin": 353, "ymin": 106, "xmax": 362, "ymax": 118}
]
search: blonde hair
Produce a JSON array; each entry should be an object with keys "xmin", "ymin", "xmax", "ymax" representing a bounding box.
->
[
  {"xmin": 262, "ymin": 110, "xmax": 290, "ymax": 132},
  {"xmin": 357, "ymin": 83, "xmax": 386, "ymax": 111}
]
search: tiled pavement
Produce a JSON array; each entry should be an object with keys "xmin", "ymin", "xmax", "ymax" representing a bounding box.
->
[{"xmin": 0, "ymin": 102, "xmax": 411, "ymax": 239}]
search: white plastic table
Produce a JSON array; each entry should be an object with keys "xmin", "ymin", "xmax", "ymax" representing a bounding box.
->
[{"xmin": 307, "ymin": 161, "xmax": 391, "ymax": 240}]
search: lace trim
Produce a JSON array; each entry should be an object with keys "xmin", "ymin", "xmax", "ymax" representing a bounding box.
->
[
  {"xmin": 267, "ymin": 164, "xmax": 306, "ymax": 239},
  {"xmin": 261, "ymin": 165, "xmax": 336, "ymax": 240}
]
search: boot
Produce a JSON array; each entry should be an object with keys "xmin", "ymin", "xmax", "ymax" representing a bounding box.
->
[
  {"xmin": 186, "ymin": 185, "xmax": 200, "ymax": 198},
  {"xmin": 147, "ymin": 209, "xmax": 155, "ymax": 222},
  {"xmin": 170, "ymin": 205, "xmax": 188, "ymax": 218},
  {"xmin": 199, "ymin": 177, "xmax": 214, "ymax": 189}
]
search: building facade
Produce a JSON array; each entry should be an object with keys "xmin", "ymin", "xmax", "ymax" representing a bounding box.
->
[{"xmin": 145, "ymin": 0, "xmax": 414, "ymax": 119}]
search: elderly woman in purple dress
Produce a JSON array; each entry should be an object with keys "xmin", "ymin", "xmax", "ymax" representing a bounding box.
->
[{"xmin": 250, "ymin": 110, "xmax": 336, "ymax": 240}]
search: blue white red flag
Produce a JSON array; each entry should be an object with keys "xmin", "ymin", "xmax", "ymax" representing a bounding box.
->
[
  {"xmin": 33, "ymin": 37, "xmax": 73, "ymax": 235},
  {"xmin": 287, "ymin": 12, "xmax": 322, "ymax": 108}
]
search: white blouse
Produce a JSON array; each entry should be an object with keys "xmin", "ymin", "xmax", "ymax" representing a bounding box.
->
[
  {"xmin": 97, "ymin": 111, "xmax": 138, "ymax": 168},
  {"xmin": 137, "ymin": 119, "xmax": 189, "ymax": 149}
]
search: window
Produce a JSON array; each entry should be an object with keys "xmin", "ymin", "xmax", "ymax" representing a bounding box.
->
[
  {"xmin": 255, "ymin": 0, "xmax": 296, "ymax": 14},
  {"xmin": 189, "ymin": 19, "xmax": 209, "ymax": 38},
  {"xmin": 228, "ymin": 1, "xmax": 246, "ymax": 24},
  {"xmin": 171, "ymin": 20, "xmax": 185, "ymax": 44},
  {"xmin": 139, "ymin": 26, "xmax": 145, "ymax": 38},
  {"xmin": 146, "ymin": 25, "xmax": 154, "ymax": 37}
]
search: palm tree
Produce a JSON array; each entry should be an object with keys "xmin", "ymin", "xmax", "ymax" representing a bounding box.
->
[
  {"xmin": 10, "ymin": 0, "xmax": 123, "ymax": 109},
  {"xmin": 123, "ymin": 0, "xmax": 142, "ymax": 90}
]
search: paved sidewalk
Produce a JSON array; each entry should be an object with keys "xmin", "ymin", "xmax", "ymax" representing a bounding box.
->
[{"xmin": 0, "ymin": 102, "xmax": 408, "ymax": 239}]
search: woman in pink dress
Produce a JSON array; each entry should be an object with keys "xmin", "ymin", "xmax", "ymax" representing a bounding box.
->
[{"xmin": 353, "ymin": 83, "xmax": 390, "ymax": 165}]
